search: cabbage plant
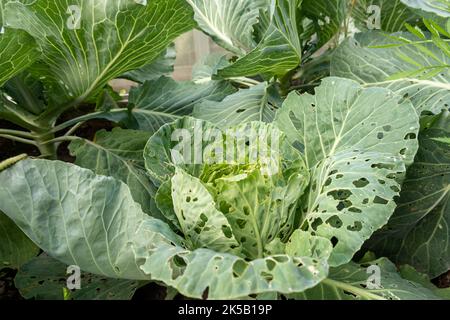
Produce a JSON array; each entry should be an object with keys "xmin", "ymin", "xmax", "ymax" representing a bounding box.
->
[{"xmin": 0, "ymin": 0, "xmax": 449, "ymax": 300}]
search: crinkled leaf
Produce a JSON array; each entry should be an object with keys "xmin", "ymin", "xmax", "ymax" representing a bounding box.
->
[
  {"xmin": 217, "ymin": 0, "xmax": 302, "ymax": 78},
  {"xmin": 401, "ymin": 0, "xmax": 450, "ymax": 17},
  {"xmin": 208, "ymin": 123, "xmax": 310, "ymax": 259},
  {"xmin": 68, "ymin": 128, "xmax": 163, "ymax": 220},
  {"xmin": 332, "ymin": 32, "xmax": 450, "ymax": 114},
  {"xmin": 367, "ymin": 112, "xmax": 450, "ymax": 278},
  {"xmin": 292, "ymin": 258, "xmax": 441, "ymax": 300},
  {"xmin": 185, "ymin": 0, "xmax": 267, "ymax": 55},
  {"xmin": 15, "ymin": 254, "xmax": 140, "ymax": 300},
  {"xmin": 171, "ymin": 168, "xmax": 240, "ymax": 253},
  {"xmin": 144, "ymin": 117, "xmax": 218, "ymax": 186},
  {"xmin": 0, "ymin": 159, "xmax": 328, "ymax": 299},
  {"xmin": 136, "ymin": 236, "xmax": 328, "ymax": 299},
  {"xmin": 275, "ymin": 77, "xmax": 420, "ymax": 266},
  {"xmin": 4, "ymin": 0, "xmax": 195, "ymax": 108},
  {"xmin": 0, "ymin": 211, "xmax": 38, "ymax": 270},
  {"xmin": 127, "ymin": 77, "xmax": 235, "ymax": 133},
  {"xmin": 193, "ymin": 82, "xmax": 277, "ymax": 128}
]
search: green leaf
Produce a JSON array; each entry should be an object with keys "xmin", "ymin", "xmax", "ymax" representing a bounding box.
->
[
  {"xmin": 15, "ymin": 254, "xmax": 140, "ymax": 300},
  {"xmin": 185, "ymin": 0, "xmax": 267, "ymax": 55},
  {"xmin": 0, "ymin": 159, "xmax": 153, "ymax": 280},
  {"xmin": 121, "ymin": 44, "xmax": 176, "ymax": 84},
  {"xmin": 332, "ymin": 32, "xmax": 450, "ymax": 114},
  {"xmin": 352, "ymin": 0, "xmax": 421, "ymax": 32},
  {"xmin": 144, "ymin": 117, "xmax": 218, "ymax": 186},
  {"xmin": 0, "ymin": 1, "xmax": 40, "ymax": 87},
  {"xmin": 367, "ymin": 112, "xmax": 450, "ymax": 278},
  {"xmin": 68, "ymin": 128, "xmax": 163, "ymax": 220},
  {"xmin": 217, "ymin": 0, "xmax": 302, "ymax": 78},
  {"xmin": 302, "ymin": 0, "xmax": 348, "ymax": 47},
  {"xmin": 136, "ymin": 238, "xmax": 329, "ymax": 299},
  {"xmin": 275, "ymin": 77, "xmax": 420, "ymax": 267},
  {"xmin": 401, "ymin": 0, "xmax": 450, "ymax": 17},
  {"xmin": 171, "ymin": 168, "xmax": 240, "ymax": 253},
  {"xmin": 292, "ymin": 258, "xmax": 441, "ymax": 300},
  {"xmin": 192, "ymin": 53, "xmax": 230, "ymax": 83},
  {"xmin": 201, "ymin": 122, "xmax": 310, "ymax": 259},
  {"xmin": 0, "ymin": 211, "xmax": 38, "ymax": 270},
  {"xmin": 127, "ymin": 77, "xmax": 235, "ymax": 133},
  {"xmin": 0, "ymin": 159, "xmax": 328, "ymax": 299},
  {"xmin": 4, "ymin": 0, "xmax": 195, "ymax": 109},
  {"xmin": 193, "ymin": 82, "xmax": 276, "ymax": 128},
  {"xmin": 399, "ymin": 264, "xmax": 450, "ymax": 299}
]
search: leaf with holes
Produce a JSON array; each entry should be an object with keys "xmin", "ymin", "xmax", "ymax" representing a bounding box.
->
[
  {"xmin": 275, "ymin": 77, "xmax": 420, "ymax": 267},
  {"xmin": 367, "ymin": 112, "xmax": 450, "ymax": 278},
  {"xmin": 290, "ymin": 258, "xmax": 441, "ymax": 300},
  {"xmin": 0, "ymin": 158, "xmax": 329, "ymax": 299}
]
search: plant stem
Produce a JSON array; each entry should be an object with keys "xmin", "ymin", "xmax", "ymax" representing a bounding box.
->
[
  {"xmin": 321, "ymin": 278, "xmax": 387, "ymax": 300},
  {"xmin": 0, "ymin": 134, "xmax": 37, "ymax": 146},
  {"xmin": 0, "ymin": 129, "xmax": 34, "ymax": 139},
  {"xmin": 34, "ymin": 132, "xmax": 57, "ymax": 159}
]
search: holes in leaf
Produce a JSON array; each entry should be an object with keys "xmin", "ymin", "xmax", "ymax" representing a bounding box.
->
[
  {"xmin": 373, "ymin": 196, "xmax": 389, "ymax": 205},
  {"xmin": 378, "ymin": 179, "xmax": 386, "ymax": 185},
  {"xmin": 266, "ymin": 259, "xmax": 276, "ymax": 271},
  {"xmin": 202, "ymin": 287, "xmax": 209, "ymax": 299},
  {"xmin": 273, "ymin": 256, "xmax": 288, "ymax": 263},
  {"xmin": 243, "ymin": 206, "xmax": 250, "ymax": 216},
  {"xmin": 353, "ymin": 178, "xmax": 369, "ymax": 188},
  {"xmin": 236, "ymin": 219, "xmax": 247, "ymax": 229},
  {"xmin": 221, "ymin": 225, "xmax": 233, "ymax": 238},
  {"xmin": 383, "ymin": 125, "xmax": 392, "ymax": 132},
  {"xmin": 336, "ymin": 174, "xmax": 344, "ymax": 179},
  {"xmin": 371, "ymin": 163, "xmax": 395, "ymax": 170},
  {"xmin": 326, "ymin": 215, "xmax": 343, "ymax": 228},
  {"xmin": 186, "ymin": 196, "xmax": 191, "ymax": 203},
  {"xmin": 241, "ymin": 237, "xmax": 247, "ymax": 243},
  {"xmin": 337, "ymin": 200, "xmax": 352, "ymax": 211},
  {"xmin": 260, "ymin": 271, "xmax": 273, "ymax": 283},
  {"xmin": 330, "ymin": 236, "xmax": 339, "ymax": 248},
  {"xmin": 232, "ymin": 260, "xmax": 248, "ymax": 278},
  {"xmin": 311, "ymin": 218, "xmax": 323, "ymax": 231},
  {"xmin": 347, "ymin": 221, "xmax": 362, "ymax": 231},
  {"xmin": 390, "ymin": 185, "xmax": 400, "ymax": 192},
  {"xmin": 399, "ymin": 148, "xmax": 407, "ymax": 156},
  {"xmin": 236, "ymin": 109, "xmax": 246, "ymax": 113},
  {"xmin": 328, "ymin": 189, "xmax": 352, "ymax": 200},
  {"xmin": 377, "ymin": 132, "xmax": 384, "ymax": 139},
  {"xmin": 348, "ymin": 207, "xmax": 362, "ymax": 213},
  {"xmin": 324, "ymin": 177, "xmax": 332, "ymax": 187},
  {"xmin": 404, "ymin": 133, "xmax": 417, "ymax": 140}
]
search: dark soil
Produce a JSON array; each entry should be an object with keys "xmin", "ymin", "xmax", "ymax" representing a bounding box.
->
[{"xmin": 0, "ymin": 269, "xmax": 23, "ymax": 300}]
